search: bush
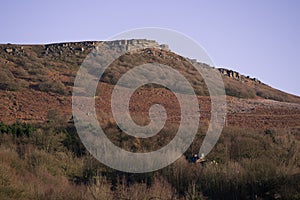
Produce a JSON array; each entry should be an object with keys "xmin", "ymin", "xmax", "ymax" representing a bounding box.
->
[
  {"xmin": 0, "ymin": 69, "xmax": 22, "ymax": 91},
  {"xmin": 225, "ymin": 85, "xmax": 256, "ymax": 99},
  {"xmin": 63, "ymin": 125, "xmax": 86, "ymax": 156},
  {"xmin": 0, "ymin": 121, "xmax": 34, "ymax": 137},
  {"xmin": 38, "ymin": 80, "xmax": 67, "ymax": 95}
]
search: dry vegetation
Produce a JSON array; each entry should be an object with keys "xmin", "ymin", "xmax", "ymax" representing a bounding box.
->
[
  {"xmin": 0, "ymin": 42, "xmax": 300, "ymax": 199},
  {"xmin": 1, "ymin": 43, "xmax": 300, "ymax": 103},
  {"xmin": 0, "ymin": 113, "xmax": 299, "ymax": 199}
]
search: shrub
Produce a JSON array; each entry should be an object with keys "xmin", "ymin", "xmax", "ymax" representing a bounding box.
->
[
  {"xmin": 225, "ymin": 85, "xmax": 256, "ymax": 99},
  {"xmin": 63, "ymin": 125, "xmax": 86, "ymax": 156},
  {"xmin": 0, "ymin": 121, "xmax": 34, "ymax": 137},
  {"xmin": 38, "ymin": 80, "xmax": 67, "ymax": 95},
  {"xmin": 0, "ymin": 69, "xmax": 22, "ymax": 91},
  {"xmin": 12, "ymin": 67, "xmax": 29, "ymax": 77}
]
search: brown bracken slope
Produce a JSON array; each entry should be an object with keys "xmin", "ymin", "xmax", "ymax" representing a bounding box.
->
[{"xmin": 0, "ymin": 41, "xmax": 299, "ymax": 130}]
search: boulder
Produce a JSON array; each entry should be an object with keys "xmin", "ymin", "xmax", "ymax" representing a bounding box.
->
[{"xmin": 5, "ymin": 48, "xmax": 13, "ymax": 53}]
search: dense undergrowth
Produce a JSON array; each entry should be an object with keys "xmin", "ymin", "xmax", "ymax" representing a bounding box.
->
[{"xmin": 0, "ymin": 116, "xmax": 299, "ymax": 200}]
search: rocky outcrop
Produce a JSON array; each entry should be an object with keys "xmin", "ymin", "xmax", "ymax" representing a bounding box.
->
[
  {"xmin": 219, "ymin": 68, "xmax": 241, "ymax": 80},
  {"xmin": 43, "ymin": 39, "xmax": 169, "ymax": 56},
  {"xmin": 5, "ymin": 48, "xmax": 13, "ymax": 53},
  {"xmin": 103, "ymin": 39, "xmax": 169, "ymax": 51},
  {"xmin": 188, "ymin": 59, "xmax": 261, "ymax": 84},
  {"xmin": 218, "ymin": 68, "xmax": 261, "ymax": 84},
  {"xmin": 1, "ymin": 45, "xmax": 25, "ymax": 57},
  {"xmin": 43, "ymin": 41, "xmax": 99, "ymax": 56}
]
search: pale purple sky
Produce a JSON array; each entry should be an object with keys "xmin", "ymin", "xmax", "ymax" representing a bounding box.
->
[{"xmin": 2, "ymin": 0, "xmax": 300, "ymax": 96}]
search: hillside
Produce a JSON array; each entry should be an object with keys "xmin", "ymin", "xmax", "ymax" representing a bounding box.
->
[
  {"xmin": 0, "ymin": 40, "xmax": 299, "ymax": 128},
  {"xmin": 0, "ymin": 40, "xmax": 300, "ymax": 199}
]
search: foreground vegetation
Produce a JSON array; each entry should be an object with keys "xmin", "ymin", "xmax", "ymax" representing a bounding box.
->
[{"xmin": 0, "ymin": 115, "xmax": 299, "ymax": 200}]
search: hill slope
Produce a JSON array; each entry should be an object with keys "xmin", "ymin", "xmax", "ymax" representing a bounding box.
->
[
  {"xmin": 0, "ymin": 40, "xmax": 300, "ymax": 200},
  {"xmin": 0, "ymin": 40, "xmax": 299, "ymax": 128}
]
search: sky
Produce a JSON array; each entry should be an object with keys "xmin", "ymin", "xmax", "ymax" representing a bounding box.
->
[{"xmin": 1, "ymin": 0, "xmax": 300, "ymax": 96}]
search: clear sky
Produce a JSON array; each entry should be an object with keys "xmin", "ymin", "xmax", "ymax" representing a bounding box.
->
[{"xmin": 2, "ymin": 0, "xmax": 300, "ymax": 96}]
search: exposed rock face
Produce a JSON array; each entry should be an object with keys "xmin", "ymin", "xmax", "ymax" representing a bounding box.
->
[
  {"xmin": 43, "ymin": 41, "xmax": 98, "ymax": 56},
  {"xmin": 43, "ymin": 39, "xmax": 169, "ymax": 56},
  {"xmin": 104, "ymin": 39, "xmax": 169, "ymax": 51},
  {"xmin": 218, "ymin": 68, "xmax": 261, "ymax": 84},
  {"xmin": 5, "ymin": 48, "xmax": 13, "ymax": 53},
  {"xmin": 1, "ymin": 45, "xmax": 25, "ymax": 56},
  {"xmin": 188, "ymin": 60, "xmax": 261, "ymax": 84},
  {"xmin": 219, "ymin": 68, "xmax": 241, "ymax": 80}
]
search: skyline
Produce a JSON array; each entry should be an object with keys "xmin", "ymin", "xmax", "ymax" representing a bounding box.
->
[{"xmin": 2, "ymin": 0, "xmax": 300, "ymax": 96}]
